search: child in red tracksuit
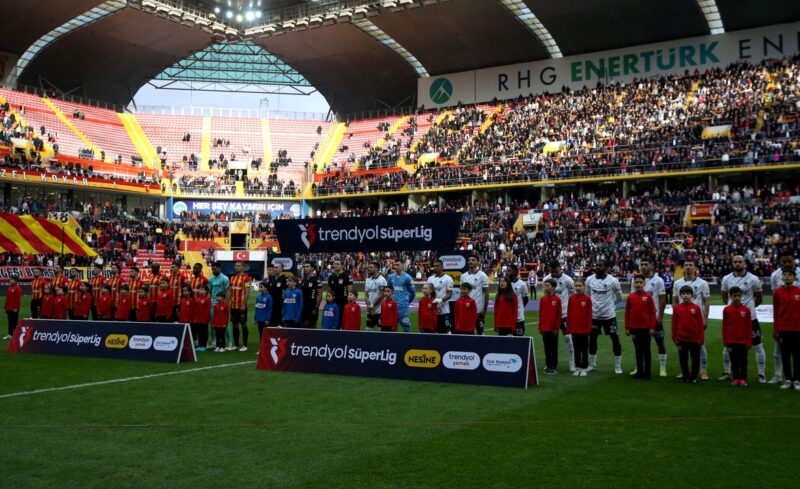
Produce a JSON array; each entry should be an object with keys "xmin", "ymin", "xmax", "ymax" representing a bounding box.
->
[
  {"xmin": 453, "ymin": 283, "xmax": 478, "ymax": 334},
  {"xmin": 115, "ymin": 286, "xmax": 132, "ymax": 321},
  {"xmin": 379, "ymin": 286, "xmax": 398, "ymax": 332},
  {"xmin": 73, "ymin": 282, "xmax": 92, "ymax": 320},
  {"xmin": 672, "ymin": 285, "xmax": 705, "ymax": 383},
  {"xmin": 178, "ymin": 286, "xmax": 194, "ymax": 325},
  {"xmin": 53, "ymin": 287, "xmax": 68, "ymax": 319},
  {"xmin": 342, "ymin": 292, "xmax": 362, "ymax": 331},
  {"xmin": 774, "ymin": 269, "xmax": 800, "ymax": 389},
  {"xmin": 625, "ymin": 275, "xmax": 657, "ymax": 379},
  {"xmin": 418, "ymin": 284, "xmax": 437, "ymax": 333},
  {"xmin": 567, "ymin": 279, "xmax": 592, "ymax": 376},
  {"xmin": 539, "ymin": 279, "xmax": 562, "ymax": 374},
  {"xmin": 4, "ymin": 276, "xmax": 21, "ymax": 337},
  {"xmin": 137, "ymin": 288, "xmax": 154, "ymax": 322},
  {"xmin": 192, "ymin": 286, "xmax": 211, "ymax": 351},
  {"xmin": 212, "ymin": 291, "xmax": 229, "ymax": 351},
  {"xmin": 96, "ymin": 284, "xmax": 113, "ymax": 320},
  {"xmin": 722, "ymin": 286, "xmax": 752, "ymax": 387},
  {"xmin": 155, "ymin": 279, "xmax": 174, "ymax": 323},
  {"xmin": 40, "ymin": 284, "xmax": 55, "ymax": 319},
  {"xmin": 493, "ymin": 277, "xmax": 518, "ymax": 336}
]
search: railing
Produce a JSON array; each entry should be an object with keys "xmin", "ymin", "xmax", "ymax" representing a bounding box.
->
[{"xmin": 133, "ymin": 105, "xmax": 330, "ymax": 121}]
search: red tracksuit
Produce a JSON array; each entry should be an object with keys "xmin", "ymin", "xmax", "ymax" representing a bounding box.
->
[
  {"xmin": 155, "ymin": 290, "xmax": 174, "ymax": 321},
  {"xmin": 96, "ymin": 293, "xmax": 113, "ymax": 320},
  {"xmin": 625, "ymin": 290, "xmax": 656, "ymax": 333},
  {"xmin": 774, "ymin": 286, "xmax": 800, "ymax": 333},
  {"xmin": 418, "ymin": 297, "xmax": 437, "ymax": 332},
  {"xmin": 40, "ymin": 293, "xmax": 55, "ymax": 319},
  {"xmin": 4, "ymin": 284, "xmax": 21, "ymax": 312},
  {"xmin": 74, "ymin": 292, "xmax": 92, "ymax": 319},
  {"xmin": 379, "ymin": 298, "xmax": 398, "ymax": 331},
  {"xmin": 115, "ymin": 295, "xmax": 132, "ymax": 321},
  {"xmin": 137, "ymin": 297, "xmax": 154, "ymax": 322},
  {"xmin": 493, "ymin": 294, "xmax": 518, "ymax": 333},
  {"xmin": 671, "ymin": 302, "xmax": 705, "ymax": 344},
  {"xmin": 454, "ymin": 296, "xmax": 478, "ymax": 334},
  {"xmin": 53, "ymin": 295, "xmax": 68, "ymax": 319},
  {"xmin": 567, "ymin": 294, "xmax": 592, "ymax": 335},
  {"xmin": 212, "ymin": 302, "xmax": 229, "ymax": 328},
  {"xmin": 193, "ymin": 296, "xmax": 211, "ymax": 325},
  {"xmin": 178, "ymin": 297, "xmax": 194, "ymax": 324},
  {"xmin": 538, "ymin": 295, "xmax": 562, "ymax": 333},
  {"xmin": 342, "ymin": 302, "xmax": 362, "ymax": 331},
  {"xmin": 722, "ymin": 303, "xmax": 752, "ymax": 347}
]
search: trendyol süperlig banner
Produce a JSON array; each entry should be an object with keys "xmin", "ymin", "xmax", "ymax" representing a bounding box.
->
[
  {"xmin": 418, "ymin": 21, "xmax": 800, "ymax": 108},
  {"xmin": 7, "ymin": 319, "xmax": 196, "ymax": 363},
  {"xmin": 274, "ymin": 213, "xmax": 462, "ymax": 254},
  {"xmin": 257, "ymin": 327, "xmax": 537, "ymax": 388}
]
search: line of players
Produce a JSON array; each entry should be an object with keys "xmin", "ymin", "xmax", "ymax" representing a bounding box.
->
[{"xmin": 4, "ymin": 253, "xmax": 800, "ymax": 387}]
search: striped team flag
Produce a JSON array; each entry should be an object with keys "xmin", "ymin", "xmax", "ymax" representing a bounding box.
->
[{"xmin": 0, "ymin": 213, "xmax": 96, "ymax": 256}]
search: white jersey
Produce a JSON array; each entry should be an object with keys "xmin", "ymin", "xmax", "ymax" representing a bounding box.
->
[
  {"xmin": 770, "ymin": 267, "xmax": 800, "ymax": 290},
  {"xmin": 643, "ymin": 273, "xmax": 666, "ymax": 320},
  {"xmin": 427, "ymin": 274, "xmax": 454, "ymax": 315},
  {"xmin": 461, "ymin": 269, "xmax": 489, "ymax": 312},
  {"xmin": 365, "ymin": 274, "xmax": 387, "ymax": 314},
  {"xmin": 543, "ymin": 273, "xmax": 575, "ymax": 318},
  {"xmin": 512, "ymin": 279, "xmax": 528, "ymax": 322},
  {"xmin": 721, "ymin": 272, "xmax": 762, "ymax": 316},
  {"xmin": 674, "ymin": 276, "xmax": 710, "ymax": 312},
  {"xmin": 585, "ymin": 274, "xmax": 623, "ymax": 320}
]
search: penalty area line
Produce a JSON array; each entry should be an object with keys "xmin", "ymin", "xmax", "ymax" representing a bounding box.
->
[{"xmin": 0, "ymin": 360, "xmax": 256, "ymax": 400}]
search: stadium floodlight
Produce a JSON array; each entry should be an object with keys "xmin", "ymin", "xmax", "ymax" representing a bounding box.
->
[
  {"xmin": 214, "ymin": 7, "xmax": 220, "ymax": 14},
  {"xmin": 236, "ymin": 14, "xmax": 243, "ymax": 22},
  {"xmin": 226, "ymin": 10, "xmax": 233, "ymax": 18},
  {"xmin": 256, "ymin": 11, "xmax": 262, "ymax": 18},
  {"xmin": 696, "ymin": 0, "xmax": 725, "ymax": 34},
  {"xmin": 245, "ymin": 11, "xmax": 255, "ymax": 21}
]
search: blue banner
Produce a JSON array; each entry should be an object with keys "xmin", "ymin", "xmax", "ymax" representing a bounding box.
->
[
  {"xmin": 172, "ymin": 199, "xmax": 301, "ymax": 217},
  {"xmin": 257, "ymin": 328, "xmax": 537, "ymax": 388},
  {"xmin": 7, "ymin": 319, "xmax": 196, "ymax": 364},
  {"xmin": 274, "ymin": 213, "xmax": 463, "ymax": 254}
]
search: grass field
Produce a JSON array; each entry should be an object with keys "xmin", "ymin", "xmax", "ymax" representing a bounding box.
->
[{"xmin": 1, "ymin": 295, "xmax": 798, "ymax": 488}]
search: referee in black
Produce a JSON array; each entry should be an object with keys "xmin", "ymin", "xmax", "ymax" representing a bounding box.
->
[
  {"xmin": 327, "ymin": 259, "xmax": 353, "ymax": 329},
  {"xmin": 266, "ymin": 263, "xmax": 287, "ymax": 327}
]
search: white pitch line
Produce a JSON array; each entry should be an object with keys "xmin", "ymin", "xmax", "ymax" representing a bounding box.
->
[{"xmin": 0, "ymin": 360, "xmax": 256, "ymax": 400}]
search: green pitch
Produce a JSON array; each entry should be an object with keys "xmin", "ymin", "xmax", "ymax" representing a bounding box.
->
[{"xmin": 0, "ymin": 296, "xmax": 797, "ymax": 488}]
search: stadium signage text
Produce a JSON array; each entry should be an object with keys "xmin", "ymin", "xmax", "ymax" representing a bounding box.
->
[
  {"xmin": 172, "ymin": 200, "xmax": 300, "ymax": 218},
  {"xmin": 274, "ymin": 213, "xmax": 462, "ymax": 254},
  {"xmin": 418, "ymin": 21, "xmax": 800, "ymax": 107},
  {"xmin": 257, "ymin": 328, "xmax": 537, "ymax": 388},
  {"xmin": 8, "ymin": 319, "xmax": 196, "ymax": 364}
]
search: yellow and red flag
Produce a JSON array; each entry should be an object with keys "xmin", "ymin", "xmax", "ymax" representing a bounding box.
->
[{"xmin": 0, "ymin": 213, "xmax": 96, "ymax": 256}]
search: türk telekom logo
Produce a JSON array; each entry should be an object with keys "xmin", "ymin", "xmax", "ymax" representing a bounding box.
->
[{"xmin": 299, "ymin": 224, "xmax": 317, "ymax": 250}]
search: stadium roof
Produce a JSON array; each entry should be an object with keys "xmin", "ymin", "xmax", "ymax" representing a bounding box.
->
[{"xmin": 3, "ymin": 0, "xmax": 799, "ymax": 113}]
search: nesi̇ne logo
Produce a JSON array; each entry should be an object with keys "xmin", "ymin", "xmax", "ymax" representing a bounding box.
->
[
  {"xmin": 429, "ymin": 78, "xmax": 453, "ymax": 104},
  {"xmin": 404, "ymin": 349, "xmax": 441, "ymax": 368},
  {"xmin": 105, "ymin": 334, "xmax": 129, "ymax": 349}
]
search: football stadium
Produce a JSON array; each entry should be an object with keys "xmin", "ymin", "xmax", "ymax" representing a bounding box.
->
[{"xmin": 1, "ymin": 0, "xmax": 800, "ymax": 487}]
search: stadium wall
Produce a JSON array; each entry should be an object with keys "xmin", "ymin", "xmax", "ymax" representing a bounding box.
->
[{"xmin": 418, "ymin": 21, "xmax": 800, "ymax": 107}]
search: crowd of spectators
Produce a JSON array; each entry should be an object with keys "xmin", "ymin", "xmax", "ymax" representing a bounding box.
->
[{"xmin": 312, "ymin": 58, "xmax": 800, "ymax": 195}]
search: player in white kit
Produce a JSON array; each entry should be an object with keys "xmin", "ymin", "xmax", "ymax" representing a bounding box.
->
[
  {"xmin": 673, "ymin": 258, "xmax": 710, "ymax": 380},
  {"xmin": 508, "ymin": 264, "xmax": 529, "ymax": 336},
  {"xmin": 768, "ymin": 251, "xmax": 800, "ymax": 383},
  {"xmin": 543, "ymin": 261, "xmax": 576, "ymax": 372},
  {"xmin": 427, "ymin": 259, "xmax": 454, "ymax": 334},
  {"xmin": 585, "ymin": 261, "xmax": 624, "ymax": 373},
  {"xmin": 364, "ymin": 262, "xmax": 387, "ymax": 331},
  {"xmin": 721, "ymin": 255, "xmax": 765, "ymax": 383},
  {"xmin": 460, "ymin": 254, "xmax": 490, "ymax": 335}
]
